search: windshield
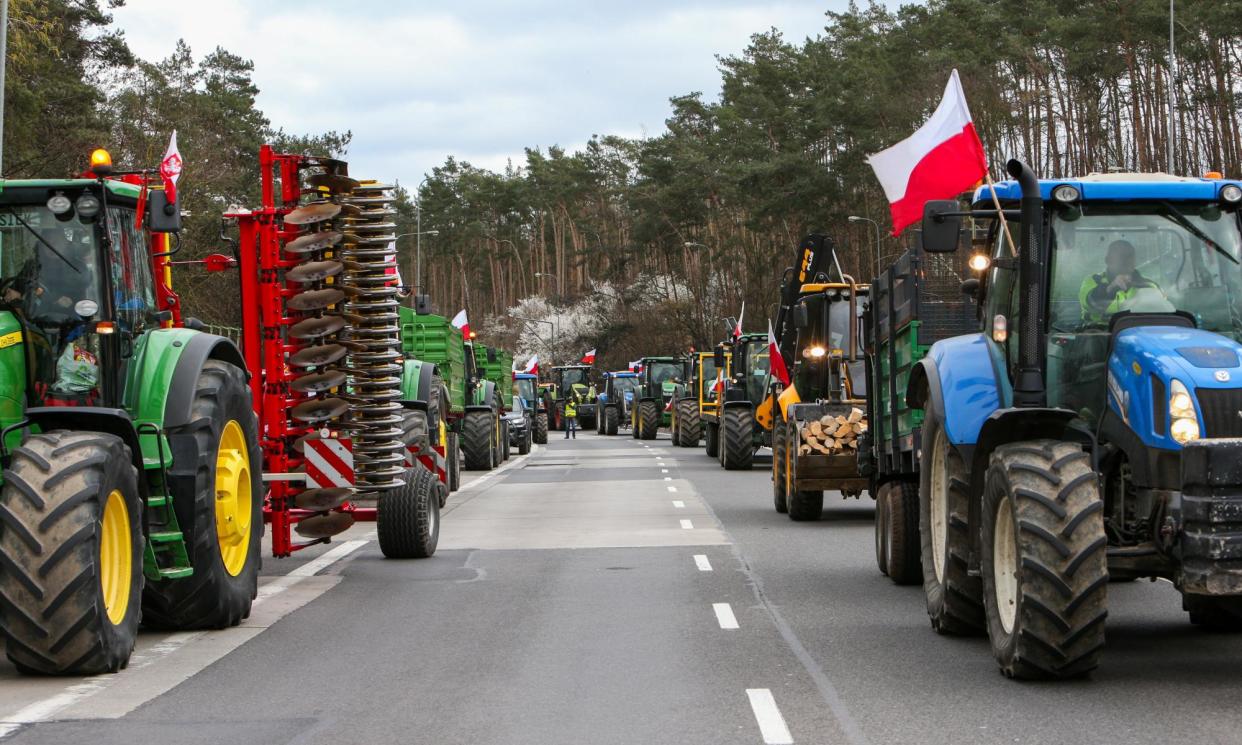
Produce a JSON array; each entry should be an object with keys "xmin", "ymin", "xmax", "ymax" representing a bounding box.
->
[
  {"xmin": 560, "ymin": 368, "xmax": 588, "ymax": 389},
  {"xmin": 611, "ymin": 376, "xmax": 638, "ymax": 395},
  {"xmin": 1049, "ymin": 203, "xmax": 1242, "ymax": 335},
  {"xmin": 743, "ymin": 339, "xmax": 769, "ymax": 402},
  {"xmin": 514, "ymin": 377, "xmax": 536, "ymax": 405},
  {"xmin": 648, "ymin": 362, "xmax": 681, "ymax": 386}
]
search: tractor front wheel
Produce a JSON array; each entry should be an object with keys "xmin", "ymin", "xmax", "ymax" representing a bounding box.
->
[
  {"xmin": 378, "ymin": 465, "xmax": 441, "ymax": 558},
  {"xmin": 981, "ymin": 441, "xmax": 1108, "ymax": 679},
  {"xmin": 461, "ymin": 411, "xmax": 497, "ymax": 471},
  {"xmin": 605, "ymin": 406, "xmax": 619, "ymax": 436},
  {"xmin": 679, "ymin": 400, "xmax": 701, "ymax": 445},
  {"xmin": 533, "ymin": 412, "xmax": 548, "ymax": 444},
  {"xmin": 144, "ymin": 360, "xmax": 262, "ymax": 631},
  {"xmin": 639, "ymin": 400, "xmax": 660, "ymax": 440},
  {"xmin": 0, "ymin": 431, "xmax": 143, "ymax": 674},
  {"xmin": 721, "ymin": 407, "xmax": 754, "ymax": 470}
]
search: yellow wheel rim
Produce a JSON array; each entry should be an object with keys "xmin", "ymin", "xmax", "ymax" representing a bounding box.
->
[
  {"xmin": 100, "ymin": 489, "xmax": 132, "ymax": 626},
  {"xmin": 214, "ymin": 420, "xmax": 253, "ymax": 577}
]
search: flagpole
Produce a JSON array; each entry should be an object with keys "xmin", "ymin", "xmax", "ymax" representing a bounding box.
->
[{"xmin": 984, "ymin": 172, "xmax": 1018, "ymax": 257}]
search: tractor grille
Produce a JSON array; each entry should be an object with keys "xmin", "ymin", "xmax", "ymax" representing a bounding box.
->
[{"xmin": 1196, "ymin": 388, "xmax": 1242, "ymax": 438}]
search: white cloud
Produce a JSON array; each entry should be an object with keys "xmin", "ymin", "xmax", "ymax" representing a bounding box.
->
[{"xmin": 109, "ymin": 1, "xmax": 850, "ymax": 185}]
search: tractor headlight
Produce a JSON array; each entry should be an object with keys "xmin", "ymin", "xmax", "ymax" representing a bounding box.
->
[
  {"xmin": 1221, "ymin": 184, "xmax": 1242, "ymax": 204},
  {"xmin": 802, "ymin": 345, "xmax": 827, "ymax": 359},
  {"xmin": 1169, "ymin": 379, "xmax": 1201, "ymax": 444},
  {"xmin": 1052, "ymin": 184, "xmax": 1081, "ymax": 203}
]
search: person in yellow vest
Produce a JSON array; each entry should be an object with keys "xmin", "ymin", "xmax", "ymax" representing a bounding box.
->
[
  {"xmin": 564, "ymin": 396, "xmax": 578, "ymax": 439},
  {"xmin": 1078, "ymin": 240, "xmax": 1163, "ymax": 324}
]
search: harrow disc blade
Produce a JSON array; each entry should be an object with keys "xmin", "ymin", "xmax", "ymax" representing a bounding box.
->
[
  {"xmin": 284, "ymin": 202, "xmax": 342, "ymax": 225},
  {"xmin": 287, "ymin": 288, "xmax": 345, "ymax": 311},
  {"xmin": 289, "ymin": 369, "xmax": 348, "ymax": 392},
  {"xmin": 289, "ymin": 343, "xmax": 347, "ymax": 368},
  {"xmin": 291, "ymin": 397, "xmax": 350, "ymax": 423},
  {"xmin": 306, "ymin": 172, "xmax": 361, "ymax": 193},
  {"xmin": 295, "ymin": 512, "xmax": 355, "ymax": 539},
  {"xmin": 284, "ymin": 231, "xmax": 343, "ymax": 254},
  {"xmin": 288, "ymin": 315, "xmax": 347, "ymax": 340},
  {"xmin": 286, "ymin": 260, "xmax": 344, "ymax": 284},
  {"xmin": 293, "ymin": 487, "xmax": 354, "ymax": 511}
]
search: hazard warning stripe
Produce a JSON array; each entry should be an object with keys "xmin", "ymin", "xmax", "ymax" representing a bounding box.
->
[{"xmin": 304, "ymin": 437, "xmax": 442, "ymax": 489}]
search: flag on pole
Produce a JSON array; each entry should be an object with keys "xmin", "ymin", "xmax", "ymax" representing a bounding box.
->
[
  {"xmin": 581, "ymin": 348, "xmax": 596, "ymax": 365},
  {"xmin": 160, "ymin": 130, "xmax": 183, "ymax": 204},
  {"xmin": 768, "ymin": 319, "xmax": 790, "ymax": 386},
  {"xmin": 450, "ymin": 309, "xmax": 470, "ymax": 338},
  {"xmin": 523, "ymin": 354, "xmax": 539, "ymax": 374},
  {"xmin": 629, "ymin": 360, "xmax": 642, "ymax": 372},
  {"xmin": 733, "ymin": 301, "xmax": 745, "ymax": 338},
  {"xmin": 866, "ymin": 69, "xmax": 987, "ymax": 235}
]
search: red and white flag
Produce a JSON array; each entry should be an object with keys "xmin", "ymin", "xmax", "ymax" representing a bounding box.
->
[
  {"xmin": 450, "ymin": 309, "xmax": 470, "ymax": 338},
  {"xmin": 160, "ymin": 130, "xmax": 183, "ymax": 204},
  {"xmin": 733, "ymin": 302, "xmax": 745, "ymax": 338},
  {"xmin": 629, "ymin": 360, "xmax": 642, "ymax": 372},
  {"xmin": 866, "ymin": 69, "xmax": 987, "ymax": 235},
  {"xmin": 523, "ymin": 354, "xmax": 539, "ymax": 374},
  {"xmin": 581, "ymin": 348, "xmax": 596, "ymax": 365},
  {"xmin": 768, "ymin": 319, "xmax": 790, "ymax": 386}
]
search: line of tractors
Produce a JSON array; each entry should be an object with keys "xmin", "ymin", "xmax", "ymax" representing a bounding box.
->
[{"xmin": 567, "ymin": 162, "xmax": 1242, "ymax": 682}]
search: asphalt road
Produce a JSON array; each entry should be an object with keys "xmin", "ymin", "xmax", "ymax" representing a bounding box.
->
[{"xmin": 3, "ymin": 428, "xmax": 1242, "ymax": 744}]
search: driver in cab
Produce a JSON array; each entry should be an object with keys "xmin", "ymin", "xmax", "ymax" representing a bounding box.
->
[{"xmin": 1078, "ymin": 239, "xmax": 1163, "ymax": 323}]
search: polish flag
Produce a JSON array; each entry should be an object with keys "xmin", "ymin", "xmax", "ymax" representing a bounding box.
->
[
  {"xmin": 523, "ymin": 354, "xmax": 539, "ymax": 374},
  {"xmin": 768, "ymin": 319, "xmax": 790, "ymax": 386},
  {"xmin": 629, "ymin": 360, "xmax": 642, "ymax": 372},
  {"xmin": 450, "ymin": 309, "xmax": 470, "ymax": 338},
  {"xmin": 160, "ymin": 130, "xmax": 183, "ymax": 204},
  {"xmin": 581, "ymin": 348, "xmax": 596, "ymax": 365},
  {"xmin": 866, "ymin": 69, "xmax": 987, "ymax": 235},
  {"xmin": 733, "ymin": 302, "xmax": 745, "ymax": 338}
]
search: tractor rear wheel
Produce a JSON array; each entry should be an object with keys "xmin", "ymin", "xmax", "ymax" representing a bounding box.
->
[
  {"xmin": 721, "ymin": 407, "xmax": 754, "ymax": 470},
  {"xmin": 981, "ymin": 441, "xmax": 1108, "ymax": 679},
  {"xmin": 533, "ymin": 412, "xmax": 548, "ymax": 444},
  {"xmin": 501, "ymin": 419, "xmax": 511, "ymax": 461},
  {"xmin": 705, "ymin": 421, "xmax": 719, "ymax": 457},
  {"xmin": 639, "ymin": 400, "xmax": 659, "ymax": 440},
  {"xmin": 680, "ymin": 400, "xmax": 701, "ymax": 445},
  {"xmin": 378, "ymin": 465, "xmax": 441, "ymax": 558},
  {"xmin": 772, "ymin": 423, "xmax": 788, "ymax": 514},
  {"xmin": 884, "ymin": 481, "xmax": 922, "ymax": 585},
  {"xmin": 919, "ymin": 417, "xmax": 985, "ymax": 635},
  {"xmin": 0, "ymin": 431, "xmax": 144, "ymax": 674},
  {"xmin": 605, "ymin": 406, "xmax": 618, "ymax": 436},
  {"xmin": 462, "ymin": 411, "xmax": 496, "ymax": 471},
  {"xmin": 144, "ymin": 360, "xmax": 262, "ymax": 631},
  {"xmin": 875, "ymin": 483, "xmax": 891, "ymax": 575}
]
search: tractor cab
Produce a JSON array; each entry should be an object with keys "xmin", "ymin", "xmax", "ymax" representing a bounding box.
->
[
  {"xmin": 722, "ymin": 333, "xmax": 770, "ymax": 407},
  {"xmin": 788, "ymin": 283, "xmax": 868, "ymax": 404},
  {"xmin": 514, "ymin": 373, "xmax": 538, "ymax": 409},
  {"xmin": 631, "ymin": 356, "xmax": 683, "ymax": 438},
  {"xmin": 0, "ymin": 161, "xmax": 176, "ymax": 411}
]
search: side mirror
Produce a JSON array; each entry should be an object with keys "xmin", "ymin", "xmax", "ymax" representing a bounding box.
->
[
  {"xmin": 147, "ymin": 190, "xmax": 182, "ymax": 233},
  {"xmin": 793, "ymin": 304, "xmax": 809, "ymax": 329},
  {"xmin": 960, "ymin": 278, "xmax": 981, "ymax": 298},
  {"xmin": 415, "ymin": 294, "xmax": 433, "ymax": 314},
  {"xmin": 714, "ymin": 348, "xmax": 726, "ymax": 369},
  {"xmin": 921, "ymin": 200, "xmax": 961, "ymax": 253},
  {"xmin": 183, "ymin": 316, "xmax": 206, "ymax": 331}
]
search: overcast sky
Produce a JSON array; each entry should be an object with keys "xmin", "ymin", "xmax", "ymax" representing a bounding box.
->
[{"xmin": 109, "ymin": 1, "xmax": 867, "ymax": 187}]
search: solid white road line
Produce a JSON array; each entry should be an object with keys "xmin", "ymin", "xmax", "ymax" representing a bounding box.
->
[
  {"xmin": 694, "ymin": 554, "xmax": 713, "ymax": 571},
  {"xmin": 661, "ymin": 468, "xmax": 669, "ymax": 473},
  {"xmin": 746, "ymin": 689, "xmax": 794, "ymax": 745},
  {"xmin": 672, "ymin": 500, "xmax": 685, "ymax": 508},
  {"xmin": 713, "ymin": 603, "xmax": 739, "ymax": 629},
  {"xmin": 680, "ymin": 519, "xmax": 694, "ymax": 530},
  {"xmin": 667, "ymin": 486, "xmax": 678, "ymax": 493}
]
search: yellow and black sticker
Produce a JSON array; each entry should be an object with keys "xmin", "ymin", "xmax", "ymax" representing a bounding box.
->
[{"xmin": 0, "ymin": 331, "xmax": 22, "ymax": 349}]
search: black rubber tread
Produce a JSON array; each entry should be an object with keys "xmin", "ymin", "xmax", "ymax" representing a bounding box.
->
[
  {"xmin": 461, "ymin": 411, "xmax": 496, "ymax": 471},
  {"xmin": 532, "ymin": 412, "xmax": 548, "ymax": 444},
  {"xmin": 981, "ymin": 440, "xmax": 1108, "ymax": 679},
  {"xmin": 919, "ymin": 418, "xmax": 986, "ymax": 636},
  {"xmin": 143, "ymin": 361, "xmax": 262, "ymax": 631},
  {"xmin": 639, "ymin": 400, "xmax": 659, "ymax": 440},
  {"xmin": 517, "ymin": 424, "xmax": 532, "ymax": 455},
  {"xmin": 1184, "ymin": 595, "xmax": 1242, "ymax": 630},
  {"xmin": 885, "ymin": 481, "xmax": 922, "ymax": 585},
  {"xmin": 721, "ymin": 407, "xmax": 755, "ymax": 470},
  {"xmin": 501, "ymin": 419, "xmax": 511, "ymax": 461},
  {"xmin": 446, "ymin": 432, "xmax": 461, "ymax": 492},
  {"xmin": 875, "ymin": 483, "xmax": 891, "ymax": 575},
  {"xmin": 604, "ymin": 406, "xmax": 619, "ymax": 436},
  {"xmin": 0, "ymin": 431, "xmax": 143, "ymax": 675},
  {"xmin": 670, "ymin": 409, "xmax": 681, "ymax": 446},
  {"xmin": 704, "ymin": 421, "xmax": 719, "ymax": 457},
  {"xmin": 402, "ymin": 409, "xmax": 430, "ymax": 454},
  {"xmin": 788, "ymin": 488, "xmax": 824, "ymax": 521},
  {"xmin": 773, "ymin": 422, "xmax": 788, "ymax": 514},
  {"xmin": 597, "ymin": 408, "xmax": 605, "ymax": 435},
  {"xmin": 377, "ymin": 465, "xmax": 441, "ymax": 559},
  {"xmin": 681, "ymin": 401, "xmax": 701, "ymax": 444}
]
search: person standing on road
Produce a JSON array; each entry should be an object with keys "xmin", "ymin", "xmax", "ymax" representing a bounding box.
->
[{"xmin": 564, "ymin": 395, "xmax": 578, "ymax": 439}]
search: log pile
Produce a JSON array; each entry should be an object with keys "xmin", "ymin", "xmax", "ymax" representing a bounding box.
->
[{"xmin": 798, "ymin": 408, "xmax": 866, "ymax": 455}]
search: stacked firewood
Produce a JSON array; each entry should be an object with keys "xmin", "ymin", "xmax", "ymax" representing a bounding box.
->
[{"xmin": 798, "ymin": 408, "xmax": 866, "ymax": 455}]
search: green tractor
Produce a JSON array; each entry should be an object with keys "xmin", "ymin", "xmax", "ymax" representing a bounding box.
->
[
  {"xmin": 630, "ymin": 356, "xmax": 686, "ymax": 440},
  {"xmin": 0, "ymin": 152, "xmax": 263, "ymax": 675},
  {"xmin": 549, "ymin": 364, "xmax": 596, "ymax": 431},
  {"xmin": 473, "ymin": 342, "xmax": 514, "ymax": 461},
  {"xmin": 708, "ymin": 332, "xmax": 771, "ymax": 470}
]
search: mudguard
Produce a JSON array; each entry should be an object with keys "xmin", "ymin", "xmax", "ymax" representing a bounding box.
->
[
  {"xmin": 24, "ymin": 406, "xmax": 144, "ymax": 473},
  {"xmin": 400, "ymin": 359, "xmax": 435, "ymax": 412},
  {"xmin": 466, "ymin": 380, "xmax": 497, "ymax": 412},
  {"xmin": 908, "ymin": 334, "xmax": 1003, "ymax": 447}
]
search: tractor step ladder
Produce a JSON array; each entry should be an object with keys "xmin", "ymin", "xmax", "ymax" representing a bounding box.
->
[{"xmin": 143, "ymin": 491, "xmax": 193, "ymax": 580}]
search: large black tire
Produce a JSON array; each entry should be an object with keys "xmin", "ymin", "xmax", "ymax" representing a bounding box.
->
[
  {"xmin": 402, "ymin": 409, "xmax": 430, "ymax": 454},
  {"xmin": 639, "ymin": 400, "xmax": 659, "ymax": 440},
  {"xmin": 446, "ymin": 432, "xmax": 461, "ymax": 491},
  {"xmin": 875, "ymin": 483, "xmax": 891, "ymax": 575},
  {"xmin": 670, "ymin": 409, "xmax": 681, "ymax": 446},
  {"xmin": 919, "ymin": 418, "xmax": 985, "ymax": 635},
  {"xmin": 721, "ymin": 407, "xmax": 754, "ymax": 470},
  {"xmin": 518, "ymin": 425, "xmax": 532, "ymax": 455},
  {"xmin": 144, "ymin": 360, "xmax": 262, "ymax": 631},
  {"xmin": 885, "ymin": 481, "xmax": 922, "ymax": 585},
  {"xmin": 378, "ymin": 466, "xmax": 441, "ymax": 559},
  {"xmin": 675, "ymin": 400, "xmax": 692, "ymax": 446},
  {"xmin": 705, "ymin": 421, "xmax": 719, "ymax": 457},
  {"xmin": 0, "ymin": 431, "xmax": 143, "ymax": 674},
  {"xmin": 533, "ymin": 412, "xmax": 548, "ymax": 444},
  {"xmin": 788, "ymin": 488, "xmax": 824, "ymax": 521},
  {"xmin": 681, "ymin": 400, "xmax": 701, "ymax": 445},
  {"xmin": 605, "ymin": 406, "xmax": 619, "ymax": 436},
  {"xmin": 461, "ymin": 411, "xmax": 496, "ymax": 471},
  {"xmin": 501, "ymin": 419, "xmax": 511, "ymax": 461},
  {"xmin": 773, "ymin": 423, "xmax": 788, "ymax": 514},
  {"xmin": 597, "ymin": 408, "xmax": 605, "ymax": 435},
  {"xmin": 981, "ymin": 441, "xmax": 1108, "ymax": 679}
]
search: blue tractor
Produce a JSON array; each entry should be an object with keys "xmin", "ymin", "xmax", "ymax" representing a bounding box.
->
[{"xmin": 875, "ymin": 159, "xmax": 1242, "ymax": 679}]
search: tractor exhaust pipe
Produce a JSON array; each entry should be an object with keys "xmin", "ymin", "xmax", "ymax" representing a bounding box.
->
[{"xmin": 1006, "ymin": 158, "xmax": 1046, "ymax": 408}]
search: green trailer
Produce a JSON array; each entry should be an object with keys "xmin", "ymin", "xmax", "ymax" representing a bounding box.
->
[{"xmin": 473, "ymin": 343, "xmax": 514, "ymax": 460}]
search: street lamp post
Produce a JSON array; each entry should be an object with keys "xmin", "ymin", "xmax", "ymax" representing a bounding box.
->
[
  {"xmin": 395, "ymin": 229, "xmax": 439, "ymax": 297},
  {"xmin": 848, "ymin": 215, "xmax": 883, "ymax": 282}
]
